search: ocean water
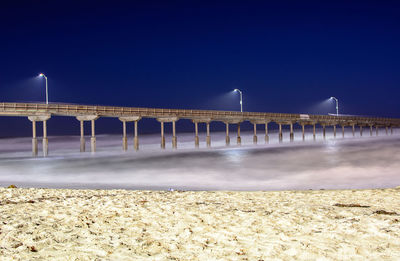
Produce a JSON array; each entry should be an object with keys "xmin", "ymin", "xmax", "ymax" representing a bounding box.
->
[{"xmin": 0, "ymin": 128, "xmax": 399, "ymax": 191}]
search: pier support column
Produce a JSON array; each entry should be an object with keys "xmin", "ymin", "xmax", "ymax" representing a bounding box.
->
[
  {"xmin": 333, "ymin": 125, "xmax": 337, "ymax": 138},
  {"xmin": 385, "ymin": 126, "xmax": 388, "ymax": 135},
  {"xmin": 160, "ymin": 122, "xmax": 165, "ymax": 149},
  {"xmin": 313, "ymin": 124, "xmax": 316, "ymax": 140},
  {"xmin": 278, "ymin": 124, "xmax": 283, "ymax": 143},
  {"xmin": 119, "ymin": 116, "xmax": 141, "ymax": 151},
  {"xmin": 237, "ymin": 123, "xmax": 241, "ymax": 145},
  {"xmin": 322, "ymin": 124, "xmax": 326, "ymax": 139},
  {"xmin": 156, "ymin": 117, "xmax": 179, "ymax": 149},
  {"xmin": 351, "ymin": 124, "xmax": 355, "ymax": 137},
  {"xmin": 80, "ymin": 121, "xmax": 85, "ymax": 152},
  {"xmin": 391, "ymin": 126, "xmax": 393, "ymax": 135},
  {"xmin": 370, "ymin": 126, "xmax": 373, "ymax": 136},
  {"xmin": 192, "ymin": 118, "xmax": 211, "ymax": 148},
  {"xmin": 253, "ymin": 123, "xmax": 257, "ymax": 144},
  {"xmin": 28, "ymin": 115, "xmax": 51, "ymax": 157},
  {"xmin": 32, "ymin": 121, "xmax": 38, "ymax": 157},
  {"xmin": 301, "ymin": 124, "xmax": 305, "ymax": 141},
  {"xmin": 134, "ymin": 121, "xmax": 139, "ymax": 151},
  {"xmin": 342, "ymin": 125, "xmax": 345, "ymax": 138},
  {"xmin": 122, "ymin": 121, "xmax": 128, "ymax": 151},
  {"xmin": 265, "ymin": 123, "xmax": 269, "ymax": 143},
  {"xmin": 172, "ymin": 121, "xmax": 177, "ymax": 149},
  {"xmin": 225, "ymin": 123, "xmax": 230, "ymax": 146},
  {"xmin": 376, "ymin": 126, "xmax": 379, "ymax": 136},
  {"xmin": 194, "ymin": 122, "xmax": 199, "ymax": 148},
  {"xmin": 91, "ymin": 120, "xmax": 96, "ymax": 153},
  {"xmin": 360, "ymin": 126, "xmax": 363, "ymax": 137},
  {"xmin": 289, "ymin": 123, "xmax": 294, "ymax": 142},
  {"xmin": 42, "ymin": 120, "xmax": 48, "ymax": 157},
  {"xmin": 77, "ymin": 115, "xmax": 99, "ymax": 153},
  {"xmin": 206, "ymin": 122, "xmax": 211, "ymax": 147}
]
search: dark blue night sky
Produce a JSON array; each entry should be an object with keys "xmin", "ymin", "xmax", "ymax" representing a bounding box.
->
[{"xmin": 1, "ymin": 1, "xmax": 399, "ymax": 136}]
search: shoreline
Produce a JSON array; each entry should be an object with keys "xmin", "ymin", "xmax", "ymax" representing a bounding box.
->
[{"xmin": 1, "ymin": 186, "xmax": 399, "ymax": 260}]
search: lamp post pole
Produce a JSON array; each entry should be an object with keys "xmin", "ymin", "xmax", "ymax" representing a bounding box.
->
[
  {"xmin": 234, "ymin": 89, "xmax": 243, "ymax": 112},
  {"xmin": 39, "ymin": 73, "xmax": 48, "ymax": 104},
  {"xmin": 330, "ymin": 96, "xmax": 338, "ymax": 116}
]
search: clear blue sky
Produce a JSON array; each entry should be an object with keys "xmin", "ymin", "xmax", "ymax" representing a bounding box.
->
[{"xmin": 0, "ymin": 1, "xmax": 399, "ymax": 136}]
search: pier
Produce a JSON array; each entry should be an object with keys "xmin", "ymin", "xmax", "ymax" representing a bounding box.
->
[{"xmin": 1, "ymin": 102, "xmax": 399, "ymax": 157}]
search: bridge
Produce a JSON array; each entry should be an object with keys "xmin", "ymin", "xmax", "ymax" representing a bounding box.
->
[{"xmin": 1, "ymin": 102, "xmax": 399, "ymax": 157}]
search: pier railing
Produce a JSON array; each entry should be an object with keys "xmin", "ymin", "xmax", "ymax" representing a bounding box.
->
[{"xmin": 0, "ymin": 102, "xmax": 398, "ymax": 125}]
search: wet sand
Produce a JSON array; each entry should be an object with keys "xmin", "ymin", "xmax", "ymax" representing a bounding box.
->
[{"xmin": 1, "ymin": 187, "xmax": 399, "ymax": 260}]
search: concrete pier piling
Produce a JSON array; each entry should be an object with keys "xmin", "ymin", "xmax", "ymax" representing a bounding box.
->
[
  {"xmin": 237, "ymin": 123, "xmax": 241, "ymax": 145},
  {"xmin": 360, "ymin": 125, "xmax": 363, "ymax": 137},
  {"xmin": 225, "ymin": 123, "xmax": 230, "ymax": 146},
  {"xmin": 278, "ymin": 124, "xmax": 283, "ymax": 143},
  {"xmin": 333, "ymin": 125, "xmax": 337, "ymax": 138},
  {"xmin": 32, "ymin": 120, "xmax": 38, "ymax": 157},
  {"xmin": 301, "ymin": 124, "xmax": 305, "ymax": 141},
  {"xmin": 160, "ymin": 122, "xmax": 165, "ymax": 149},
  {"xmin": 206, "ymin": 122, "xmax": 211, "ymax": 147},
  {"xmin": 289, "ymin": 123, "xmax": 294, "ymax": 142},
  {"xmin": 313, "ymin": 124, "xmax": 316, "ymax": 140},
  {"xmin": 194, "ymin": 122, "xmax": 199, "ymax": 148},
  {"xmin": 134, "ymin": 120, "xmax": 139, "ymax": 151},
  {"xmin": 122, "ymin": 121, "xmax": 127, "ymax": 151},
  {"xmin": 79, "ymin": 121, "xmax": 85, "ymax": 152},
  {"xmin": 352, "ymin": 124, "xmax": 355, "ymax": 137},
  {"xmin": 342, "ymin": 125, "xmax": 345, "ymax": 138},
  {"xmin": 172, "ymin": 121, "xmax": 177, "ymax": 149},
  {"xmin": 265, "ymin": 122, "xmax": 269, "ymax": 143},
  {"xmin": 386, "ymin": 126, "xmax": 389, "ymax": 135},
  {"xmin": 91, "ymin": 120, "xmax": 96, "ymax": 153},
  {"xmin": 253, "ymin": 123, "xmax": 257, "ymax": 144},
  {"xmin": 370, "ymin": 125, "xmax": 373, "ymax": 136},
  {"xmin": 322, "ymin": 124, "xmax": 326, "ymax": 139},
  {"xmin": 42, "ymin": 120, "xmax": 48, "ymax": 157},
  {"xmin": 376, "ymin": 126, "xmax": 379, "ymax": 136}
]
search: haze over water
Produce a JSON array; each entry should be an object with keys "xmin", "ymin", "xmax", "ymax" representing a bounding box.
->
[{"xmin": 0, "ymin": 129, "xmax": 399, "ymax": 191}]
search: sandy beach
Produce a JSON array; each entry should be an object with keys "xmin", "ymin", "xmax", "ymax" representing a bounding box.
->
[{"xmin": 1, "ymin": 187, "xmax": 399, "ymax": 260}]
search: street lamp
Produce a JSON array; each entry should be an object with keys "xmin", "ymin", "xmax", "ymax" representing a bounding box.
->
[
  {"xmin": 330, "ymin": 96, "xmax": 339, "ymax": 116},
  {"xmin": 38, "ymin": 73, "xmax": 48, "ymax": 104},
  {"xmin": 234, "ymin": 89, "xmax": 243, "ymax": 112}
]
